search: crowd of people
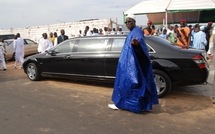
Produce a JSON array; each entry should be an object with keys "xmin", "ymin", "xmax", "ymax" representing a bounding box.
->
[
  {"xmin": 0, "ymin": 19, "xmax": 214, "ymax": 71},
  {"xmin": 77, "ymin": 26, "xmax": 125, "ymax": 37},
  {"xmin": 142, "ymin": 20, "xmax": 214, "ymax": 61}
]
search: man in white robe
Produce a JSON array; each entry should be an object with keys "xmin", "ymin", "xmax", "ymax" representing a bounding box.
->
[
  {"xmin": 0, "ymin": 39, "xmax": 7, "ymax": 70},
  {"xmin": 39, "ymin": 33, "xmax": 53, "ymax": 53},
  {"xmin": 14, "ymin": 33, "xmax": 24, "ymax": 69}
]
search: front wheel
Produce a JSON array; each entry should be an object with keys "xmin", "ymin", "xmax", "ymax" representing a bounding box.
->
[
  {"xmin": 26, "ymin": 63, "xmax": 41, "ymax": 81},
  {"xmin": 153, "ymin": 69, "xmax": 172, "ymax": 98}
]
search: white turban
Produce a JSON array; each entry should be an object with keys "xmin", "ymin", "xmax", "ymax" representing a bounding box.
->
[{"xmin": 126, "ymin": 14, "xmax": 136, "ymax": 20}]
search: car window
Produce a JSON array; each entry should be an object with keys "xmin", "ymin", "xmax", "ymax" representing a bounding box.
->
[
  {"xmin": 53, "ymin": 40, "xmax": 75, "ymax": 53},
  {"xmin": 25, "ymin": 39, "xmax": 36, "ymax": 44},
  {"xmin": 146, "ymin": 44, "xmax": 155, "ymax": 53},
  {"xmin": 0, "ymin": 34, "xmax": 15, "ymax": 40},
  {"xmin": 4, "ymin": 40, "xmax": 13, "ymax": 46},
  {"xmin": 77, "ymin": 38, "xmax": 108, "ymax": 52},
  {"xmin": 111, "ymin": 38, "xmax": 155, "ymax": 53},
  {"xmin": 111, "ymin": 38, "xmax": 125, "ymax": 51}
]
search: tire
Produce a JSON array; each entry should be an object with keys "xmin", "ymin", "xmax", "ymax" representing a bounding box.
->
[
  {"xmin": 26, "ymin": 63, "xmax": 41, "ymax": 81},
  {"xmin": 153, "ymin": 69, "xmax": 172, "ymax": 98}
]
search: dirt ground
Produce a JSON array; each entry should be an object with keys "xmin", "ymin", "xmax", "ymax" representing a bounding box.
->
[{"xmin": 1, "ymin": 61, "xmax": 215, "ymax": 134}]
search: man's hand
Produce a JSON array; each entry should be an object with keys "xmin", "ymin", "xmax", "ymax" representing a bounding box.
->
[{"xmin": 131, "ymin": 39, "xmax": 139, "ymax": 46}]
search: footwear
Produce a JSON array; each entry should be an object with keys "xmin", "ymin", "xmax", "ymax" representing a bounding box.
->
[{"xmin": 108, "ymin": 104, "xmax": 119, "ymax": 110}]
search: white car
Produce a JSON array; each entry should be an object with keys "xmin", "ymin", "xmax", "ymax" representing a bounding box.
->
[{"xmin": 4, "ymin": 38, "xmax": 38, "ymax": 61}]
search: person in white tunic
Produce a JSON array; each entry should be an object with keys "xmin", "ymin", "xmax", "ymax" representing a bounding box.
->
[
  {"xmin": 37, "ymin": 33, "xmax": 44, "ymax": 53},
  {"xmin": 13, "ymin": 33, "xmax": 24, "ymax": 69},
  {"xmin": 193, "ymin": 26, "xmax": 207, "ymax": 50},
  {"xmin": 38, "ymin": 33, "xmax": 53, "ymax": 53},
  {"xmin": 207, "ymin": 27, "xmax": 214, "ymax": 62},
  {"xmin": 0, "ymin": 38, "xmax": 7, "ymax": 70}
]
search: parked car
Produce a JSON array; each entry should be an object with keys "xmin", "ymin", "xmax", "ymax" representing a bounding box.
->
[
  {"xmin": 4, "ymin": 38, "xmax": 38, "ymax": 61},
  {"xmin": 22, "ymin": 35, "xmax": 209, "ymax": 97}
]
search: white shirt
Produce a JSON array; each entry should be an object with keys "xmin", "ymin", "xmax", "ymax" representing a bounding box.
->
[
  {"xmin": 86, "ymin": 31, "xmax": 92, "ymax": 36},
  {"xmin": 38, "ymin": 38, "xmax": 53, "ymax": 53},
  {"xmin": 14, "ymin": 37, "xmax": 24, "ymax": 58},
  {"xmin": 0, "ymin": 45, "xmax": 4, "ymax": 55},
  {"xmin": 54, "ymin": 37, "xmax": 58, "ymax": 46},
  {"xmin": 193, "ymin": 31, "xmax": 207, "ymax": 50}
]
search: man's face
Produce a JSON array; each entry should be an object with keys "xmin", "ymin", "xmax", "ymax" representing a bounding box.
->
[
  {"xmin": 147, "ymin": 23, "xmax": 152, "ymax": 27},
  {"xmin": 208, "ymin": 23, "xmax": 212, "ymax": 28},
  {"xmin": 125, "ymin": 18, "xmax": 135, "ymax": 30},
  {"xmin": 61, "ymin": 30, "xmax": 65, "ymax": 35}
]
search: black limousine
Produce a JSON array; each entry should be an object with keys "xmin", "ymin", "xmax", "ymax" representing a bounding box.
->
[{"xmin": 23, "ymin": 35, "xmax": 209, "ymax": 97}]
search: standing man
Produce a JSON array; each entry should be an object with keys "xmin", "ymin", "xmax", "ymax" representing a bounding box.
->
[
  {"xmin": 0, "ymin": 38, "xmax": 7, "ymax": 70},
  {"xmin": 108, "ymin": 14, "xmax": 159, "ymax": 113},
  {"xmin": 53, "ymin": 32, "xmax": 58, "ymax": 46},
  {"xmin": 13, "ymin": 33, "xmax": 24, "ymax": 69},
  {"xmin": 176, "ymin": 19, "xmax": 191, "ymax": 48},
  {"xmin": 204, "ymin": 22, "xmax": 213, "ymax": 52},
  {"xmin": 39, "ymin": 33, "xmax": 53, "ymax": 53},
  {"xmin": 83, "ymin": 26, "xmax": 92, "ymax": 36},
  {"xmin": 143, "ymin": 20, "xmax": 155, "ymax": 35},
  {"xmin": 192, "ymin": 26, "xmax": 207, "ymax": 50},
  {"xmin": 49, "ymin": 32, "xmax": 55, "ymax": 45},
  {"xmin": 57, "ymin": 29, "xmax": 68, "ymax": 44}
]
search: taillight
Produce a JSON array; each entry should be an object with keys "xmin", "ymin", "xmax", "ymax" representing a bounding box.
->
[{"xmin": 192, "ymin": 55, "xmax": 207, "ymax": 69}]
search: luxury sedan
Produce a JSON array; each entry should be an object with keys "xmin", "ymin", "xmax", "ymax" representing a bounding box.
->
[
  {"xmin": 4, "ymin": 38, "xmax": 38, "ymax": 61},
  {"xmin": 23, "ymin": 35, "xmax": 209, "ymax": 97}
]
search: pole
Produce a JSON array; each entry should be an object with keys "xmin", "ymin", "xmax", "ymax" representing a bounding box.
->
[
  {"xmin": 212, "ymin": 32, "xmax": 215, "ymax": 104},
  {"xmin": 165, "ymin": 10, "xmax": 168, "ymax": 28}
]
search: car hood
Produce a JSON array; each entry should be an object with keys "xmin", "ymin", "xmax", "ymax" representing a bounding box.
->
[{"xmin": 24, "ymin": 53, "xmax": 46, "ymax": 60}]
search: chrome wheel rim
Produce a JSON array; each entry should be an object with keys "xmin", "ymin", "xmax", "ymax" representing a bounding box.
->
[
  {"xmin": 27, "ymin": 65, "xmax": 36, "ymax": 80},
  {"xmin": 154, "ymin": 74, "xmax": 166, "ymax": 95}
]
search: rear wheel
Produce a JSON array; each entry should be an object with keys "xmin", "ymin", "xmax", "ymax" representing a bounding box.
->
[
  {"xmin": 26, "ymin": 63, "xmax": 41, "ymax": 81},
  {"xmin": 153, "ymin": 69, "xmax": 172, "ymax": 98}
]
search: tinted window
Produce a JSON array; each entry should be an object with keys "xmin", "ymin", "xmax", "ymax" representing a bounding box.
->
[
  {"xmin": 77, "ymin": 38, "xmax": 108, "ymax": 52},
  {"xmin": 111, "ymin": 38, "xmax": 125, "ymax": 51},
  {"xmin": 146, "ymin": 44, "xmax": 155, "ymax": 53},
  {"xmin": 0, "ymin": 34, "xmax": 15, "ymax": 40},
  {"xmin": 111, "ymin": 38, "xmax": 155, "ymax": 53},
  {"xmin": 54, "ymin": 40, "xmax": 75, "ymax": 53}
]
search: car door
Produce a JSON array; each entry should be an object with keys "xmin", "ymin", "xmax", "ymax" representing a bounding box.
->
[
  {"xmin": 105, "ymin": 37, "xmax": 125, "ymax": 78},
  {"xmin": 24, "ymin": 39, "xmax": 38, "ymax": 55},
  {"xmin": 40, "ymin": 39, "xmax": 76, "ymax": 74},
  {"xmin": 71, "ymin": 37, "xmax": 109, "ymax": 77},
  {"xmin": 105, "ymin": 37, "xmax": 155, "ymax": 78}
]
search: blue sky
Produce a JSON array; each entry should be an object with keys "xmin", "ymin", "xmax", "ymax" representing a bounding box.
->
[{"xmin": 0, "ymin": 0, "xmax": 147, "ymax": 29}]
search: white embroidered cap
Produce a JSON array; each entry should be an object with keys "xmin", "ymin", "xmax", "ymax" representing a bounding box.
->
[{"xmin": 126, "ymin": 14, "xmax": 136, "ymax": 20}]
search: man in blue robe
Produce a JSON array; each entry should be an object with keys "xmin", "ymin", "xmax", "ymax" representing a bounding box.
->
[{"xmin": 108, "ymin": 14, "xmax": 159, "ymax": 113}]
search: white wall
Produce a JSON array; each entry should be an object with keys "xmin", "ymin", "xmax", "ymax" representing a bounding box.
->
[{"xmin": 0, "ymin": 19, "xmax": 112, "ymax": 42}]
